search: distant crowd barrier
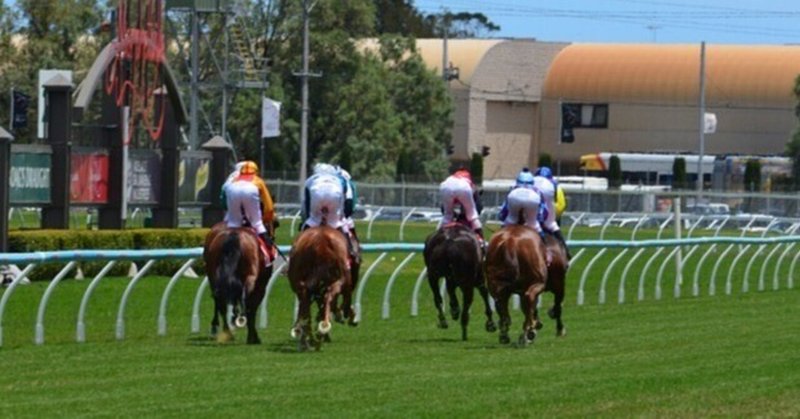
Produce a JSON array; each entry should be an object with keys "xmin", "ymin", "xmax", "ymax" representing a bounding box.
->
[{"xmin": 1, "ymin": 236, "xmax": 798, "ymax": 347}]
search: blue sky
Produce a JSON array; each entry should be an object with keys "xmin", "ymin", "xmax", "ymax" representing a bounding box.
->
[{"xmin": 416, "ymin": 0, "xmax": 800, "ymax": 45}]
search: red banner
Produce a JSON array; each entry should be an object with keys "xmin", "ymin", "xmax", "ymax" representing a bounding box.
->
[{"xmin": 70, "ymin": 152, "xmax": 109, "ymax": 203}]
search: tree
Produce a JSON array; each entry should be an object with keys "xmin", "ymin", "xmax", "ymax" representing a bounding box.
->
[
  {"xmin": 374, "ymin": 0, "xmax": 434, "ymax": 37},
  {"xmin": 608, "ymin": 154, "xmax": 622, "ymax": 189},
  {"xmin": 470, "ymin": 152, "xmax": 483, "ymax": 185},
  {"xmin": 538, "ymin": 153, "xmax": 553, "ymax": 170},
  {"xmin": 425, "ymin": 11, "xmax": 500, "ymax": 38},
  {"xmin": 672, "ymin": 157, "xmax": 687, "ymax": 190},
  {"xmin": 787, "ymin": 74, "xmax": 800, "ymax": 190},
  {"xmin": 744, "ymin": 159, "xmax": 761, "ymax": 192}
]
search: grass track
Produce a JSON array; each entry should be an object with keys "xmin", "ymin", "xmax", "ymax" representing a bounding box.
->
[{"xmin": 1, "ymin": 222, "xmax": 799, "ymax": 416}]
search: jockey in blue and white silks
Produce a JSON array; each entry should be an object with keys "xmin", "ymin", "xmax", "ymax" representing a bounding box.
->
[
  {"xmin": 499, "ymin": 168, "xmax": 543, "ymax": 233},
  {"xmin": 534, "ymin": 166, "xmax": 570, "ymax": 258}
]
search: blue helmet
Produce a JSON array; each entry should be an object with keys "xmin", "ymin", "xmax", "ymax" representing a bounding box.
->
[
  {"xmin": 515, "ymin": 168, "xmax": 535, "ymax": 186},
  {"xmin": 535, "ymin": 166, "xmax": 553, "ymax": 179}
]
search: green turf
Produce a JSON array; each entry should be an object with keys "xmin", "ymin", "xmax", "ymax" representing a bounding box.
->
[{"xmin": 1, "ymin": 221, "xmax": 798, "ymax": 416}]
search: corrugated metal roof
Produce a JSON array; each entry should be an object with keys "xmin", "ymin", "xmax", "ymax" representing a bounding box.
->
[{"xmin": 543, "ymin": 44, "xmax": 800, "ymax": 107}]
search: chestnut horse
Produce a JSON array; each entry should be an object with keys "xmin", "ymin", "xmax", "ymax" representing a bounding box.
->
[
  {"xmin": 541, "ymin": 234, "xmax": 568, "ymax": 337},
  {"xmin": 203, "ymin": 223, "xmax": 272, "ymax": 344},
  {"xmin": 424, "ymin": 223, "xmax": 496, "ymax": 341},
  {"xmin": 288, "ymin": 225, "xmax": 352, "ymax": 351},
  {"xmin": 484, "ymin": 225, "xmax": 548, "ymax": 346}
]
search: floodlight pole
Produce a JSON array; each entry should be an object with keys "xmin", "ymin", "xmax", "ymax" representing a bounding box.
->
[
  {"xmin": 697, "ymin": 41, "xmax": 706, "ymax": 198},
  {"xmin": 295, "ymin": 0, "xmax": 321, "ymax": 200}
]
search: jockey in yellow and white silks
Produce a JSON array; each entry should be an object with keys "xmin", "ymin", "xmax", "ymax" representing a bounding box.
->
[
  {"xmin": 221, "ymin": 160, "xmax": 276, "ymax": 247},
  {"xmin": 534, "ymin": 166, "xmax": 570, "ymax": 258},
  {"xmin": 439, "ymin": 167, "xmax": 484, "ymax": 242},
  {"xmin": 499, "ymin": 168, "xmax": 543, "ymax": 233}
]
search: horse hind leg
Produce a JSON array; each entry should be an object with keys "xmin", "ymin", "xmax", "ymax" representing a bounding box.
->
[
  {"xmin": 460, "ymin": 286, "xmax": 475, "ymax": 341},
  {"xmin": 477, "ymin": 282, "xmax": 497, "ymax": 333},
  {"xmin": 447, "ymin": 280, "xmax": 460, "ymax": 321},
  {"xmin": 427, "ymin": 275, "xmax": 448, "ymax": 329},
  {"xmin": 548, "ymin": 292, "xmax": 566, "ymax": 337},
  {"xmin": 519, "ymin": 284, "xmax": 546, "ymax": 347},
  {"xmin": 495, "ymin": 292, "xmax": 512, "ymax": 345}
]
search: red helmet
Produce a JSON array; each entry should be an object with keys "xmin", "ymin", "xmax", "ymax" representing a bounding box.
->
[{"xmin": 453, "ymin": 168, "xmax": 472, "ymax": 181}]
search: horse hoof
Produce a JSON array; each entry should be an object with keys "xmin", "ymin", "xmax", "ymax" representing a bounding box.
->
[
  {"xmin": 485, "ymin": 321, "xmax": 497, "ymax": 333},
  {"xmin": 547, "ymin": 308, "xmax": 557, "ymax": 319},
  {"xmin": 535, "ymin": 320, "xmax": 544, "ymax": 330},
  {"xmin": 557, "ymin": 326, "xmax": 567, "ymax": 337},
  {"xmin": 247, "ymin": 336, "xmax": 261, "ymax": 345},
  {"xmin": 318, "ymin": 320, "xmax": 332, "ymax": 334},
  {"xmin": 290, "ymin": 327, "xmax": 301, "ymax": 339},
  {"xmin": 499, "ymin": 334, "xmax": 510, "ymax": 344},
  {"xmin": 234, "ymin": 315, "xmax": 247, "ymax": 328},
  {"xmin": 450, "ymin": 309, "xmax": 460, "ymax": 321},
  {"xmin": 526, "ymin": 329, "xmax": 537, "ymax": 342}
]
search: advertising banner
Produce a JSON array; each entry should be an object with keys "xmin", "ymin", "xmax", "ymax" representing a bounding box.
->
[
  {"xmin": 10, "ymin": 152, "xmax": 51, "ymax": 203},
  {"xmin": 127, "ymin": 150, "xmax": 161, "ymax": 204},
  {"xmin": 70, "ymin": 151, "xmax": 109, "ymax": 204}
]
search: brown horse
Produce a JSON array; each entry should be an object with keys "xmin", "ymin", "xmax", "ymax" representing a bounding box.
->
[
  {"xmin": 203, "ymin": 223, "xmax": 272, "ymax": 344},
  {"xmin": 541, "ymin": 233, "xmax": 568, "ymax": 337},
  {"xmin": 423, "ymin": 223, "xmax": 496, "ymax": 341},
  {"xmin": 288, "ymin": 225, "xmax": 352, "ymax": 351},
  {"xmin": 484, "ymin": 225, "xmax": 548, "ymax": 346}
]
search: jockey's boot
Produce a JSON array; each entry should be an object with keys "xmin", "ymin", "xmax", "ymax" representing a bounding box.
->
[
  {"xmin": 553, "ymin": 230, "xmax": 571, "ymax": 260},
  {"xmin": 475, "ymin": 228, "xmax": 487, "ymax": 252},
  {"xmin": 257, "ymin": 232, "xmax": 273, "ymax": 265},
  {"xmin": 339, "ymin": 227, "xmax": 358, "ymax": 261}
]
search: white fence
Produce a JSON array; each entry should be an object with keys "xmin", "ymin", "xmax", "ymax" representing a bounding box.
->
[{"xmin": 1, "ymin": 234, "xmax": 799, "ymax": 347}]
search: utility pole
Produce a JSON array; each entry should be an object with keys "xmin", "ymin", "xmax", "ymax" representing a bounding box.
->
[
  {"xmin": 697, "ymin": 41, "xmax": 706, "ymax": 198},
  {"xmin": 296, "ymin": 0, "xmax": 320, "ymax": 200}
]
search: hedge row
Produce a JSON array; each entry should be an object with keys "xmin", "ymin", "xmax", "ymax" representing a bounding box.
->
[{"xmin": 8, "ymin": 229, "xmax": 209, "ymax": 281}]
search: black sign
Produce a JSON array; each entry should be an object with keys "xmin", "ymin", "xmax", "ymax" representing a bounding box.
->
[{"xmin": 560, "ymin": 103, "xmax": 580, "ymax": 143}]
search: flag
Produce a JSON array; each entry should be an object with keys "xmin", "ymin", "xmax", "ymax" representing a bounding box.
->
[
  {"xmin": 261, "ymin": 97, "xmax": 281, "ymax": 138},
  {"xmin": 704, "ymin": 112, "xmax": 717, "ymax": 134},
  {"xmin": 560, "ymin": 103, "xmax": 580, "ymax": 143},
  {"xmin": 12, "ymin": 90, "xmax": 31, "ymax": 129}
]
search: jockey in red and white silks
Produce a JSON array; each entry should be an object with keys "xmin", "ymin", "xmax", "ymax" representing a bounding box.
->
[
  {"xmin": 499, "ymin": 168, "xmax": 542, "ymax": 233},
  {"xmin": 302, "ymin": 163, "xmax": 346, "ymax": 230},
  {"xmin": 439, "ymin": 168, "xmax": 484, "ymax": 240}
]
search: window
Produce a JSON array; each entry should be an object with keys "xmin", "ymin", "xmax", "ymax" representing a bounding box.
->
[{"xmin": 560, "ymin": 103, "xmax": 608, "ymax": 143}]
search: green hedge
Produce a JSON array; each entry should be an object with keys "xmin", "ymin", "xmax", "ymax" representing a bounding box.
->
[{"xmin": 8, "ymin": 229, "xmax": 209, "ymax": 281}]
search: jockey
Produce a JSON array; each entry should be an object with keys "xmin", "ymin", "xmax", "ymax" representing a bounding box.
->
[
  {"xmin": 336, "ymin": 165, "xmax": 360, "ymax": 243},
  {"xmin": 221, "ymin": 160, "xmax": 276, "ymax": 251},
  {"xmin": 498, "ymin": 168, "xmax": 543, "ymax": 234},
  {"xmin": 439, "ymin": 167, "xmax": 484, "ymax": 244},
  {"xmin": 302, "ymin": 163, "xmax": 357, "ymax": 257},
  {"xmin": 534, "ymin": 166, "xmax": 570, "ymax": 258},
  {"xmin": 555, "ymin": 183, "xmax": 567, "ymax": 226}
]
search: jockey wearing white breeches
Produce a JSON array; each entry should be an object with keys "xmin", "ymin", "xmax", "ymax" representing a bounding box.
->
[
  {"xmin": 439, "ymin": 174, "xmax": 482, "ymax": 232},
  {"xmin": 534, "ymin": 175, "xmax": 558, "ymax": 233},
  {"xmin": 503, "ymin": 187, "xmax": 543, "ymax": 232},
  {"xmin": 224, "ymin": 180, "xmax": 267, "ymax": 235},
  {"xmin": 302, "ymin": 165, "xmax": 346, "ymax": 230}
]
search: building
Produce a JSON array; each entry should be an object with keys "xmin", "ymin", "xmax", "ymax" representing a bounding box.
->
[{"xmin": 416, "ymin": 41, "xmax": 800, "ymax": 179}]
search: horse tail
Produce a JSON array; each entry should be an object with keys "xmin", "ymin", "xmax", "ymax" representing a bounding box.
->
[
  {"xmin": 487, "ymin": 236, "xmax": 520, "ymax": 284},
  {"xmin": 216, "ymin": 232, "xmax": 243, "ymax": 310}
]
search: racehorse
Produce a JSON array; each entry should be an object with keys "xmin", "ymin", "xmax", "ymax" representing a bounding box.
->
[
  {"xmin": 288, "ymin": 225, "xmax": 352, "ymax": 351},
  {"xmin": 203, "ymin": 223, "xmax": 272, "ymax": 344},
  {"xmin": 541, "ymin": 233, "xmax": 568, "ymax": 337},
  {"xmin": 423, "ymin": 222, "xmax": 497, "ymax": 341},
  {"xmin": 484, "ymin": 224, "xmax": 548, "ymax": 346}
]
